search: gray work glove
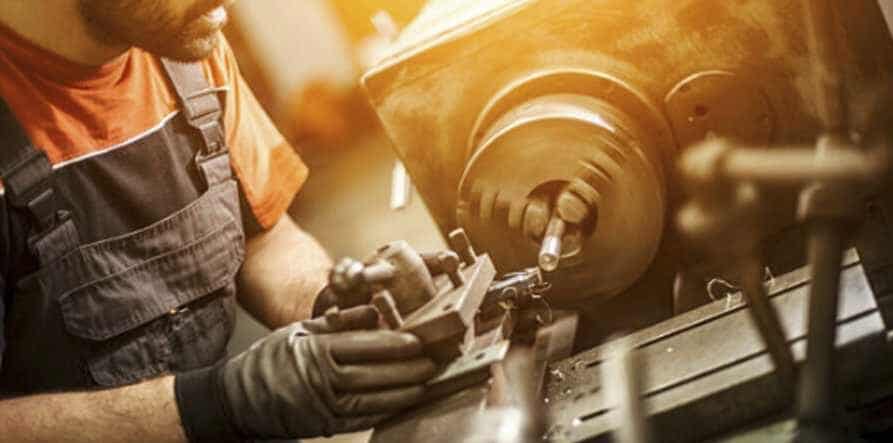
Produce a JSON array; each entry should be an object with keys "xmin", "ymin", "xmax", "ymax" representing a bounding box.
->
[{"xmin": 175, "ymin": 305, "xmax": 437, "ymax": 442}]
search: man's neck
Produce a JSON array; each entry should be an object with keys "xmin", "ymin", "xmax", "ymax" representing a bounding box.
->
[{"xmin": 0, "ymin": 0, "xmax": 128, "ymax": 66}]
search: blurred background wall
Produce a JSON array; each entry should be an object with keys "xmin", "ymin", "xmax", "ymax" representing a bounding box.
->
[{"xmin": 221, "ymin": 2, "xmax": 437, "ymax": 442}]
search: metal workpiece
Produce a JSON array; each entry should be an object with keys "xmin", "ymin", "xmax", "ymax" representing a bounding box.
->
[
  {"xmin": 538, "ymin": 216, "xmax": 566, "ymax": 273},
  {"xmin": 543, "ymin": 252, "xmax": 891, "ymax": 442}
]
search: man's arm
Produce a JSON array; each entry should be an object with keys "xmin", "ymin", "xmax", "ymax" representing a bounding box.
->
[
  {"xmin": 0, "ymin": 376, "xmax": 186, "ymax": 443},
  {"xmin": 237, "ymin": 214, "xmax": 332, "ymax": 329},
  {"xmin": 0, "ymin": 309, "xmax": 436, "ymax": 443}
]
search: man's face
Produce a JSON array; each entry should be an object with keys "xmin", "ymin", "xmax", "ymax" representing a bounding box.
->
[{"xmin": 79, "ymin": 0, "xmax": 234, "ymax": 61}]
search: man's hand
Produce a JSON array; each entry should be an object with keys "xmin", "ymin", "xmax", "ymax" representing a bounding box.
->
[{"xmin": 176, "ymin": 305, "xmax": 437, "ymax": 441}]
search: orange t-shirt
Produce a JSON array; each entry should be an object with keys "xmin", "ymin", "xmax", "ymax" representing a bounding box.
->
[{"xmin": 0, "ymin": 24, "xmax": 307, "ymax": 229}]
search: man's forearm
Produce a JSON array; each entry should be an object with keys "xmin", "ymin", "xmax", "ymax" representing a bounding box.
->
[
  {"xmin": 238, "ymin": 215, "xmax": 332, "ymax": 329},
  {"xmin": 0, "ymin": 376, "xmax": 187, "ymax": 443}
]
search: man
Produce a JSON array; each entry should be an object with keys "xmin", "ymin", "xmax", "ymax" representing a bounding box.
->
[{"xmin": 0, "ymin": 1, "xmax": 436, "ymax": 441}]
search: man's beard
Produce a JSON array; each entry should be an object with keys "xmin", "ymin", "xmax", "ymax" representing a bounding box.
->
[{"xmin": 78, "ymin": 1, "xmax": 224, "ymax": 62}]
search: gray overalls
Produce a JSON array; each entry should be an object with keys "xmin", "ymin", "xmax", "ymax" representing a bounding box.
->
[{"xmin": 0, "ymin": 59, "xmax": 245, "ymax": 393}]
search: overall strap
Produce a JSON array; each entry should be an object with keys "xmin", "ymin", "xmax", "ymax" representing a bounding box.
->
[
  {"xmin": 160, "ymin": 59, "xmax": 231, "ymax": 188},
  {"xmin": 0, "ymin": 99, "xmax": 79, "ymax": 264}
]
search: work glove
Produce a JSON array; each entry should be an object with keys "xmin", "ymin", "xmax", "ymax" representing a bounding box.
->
[{"xmin": 174, "ymin": 305, "xmax": 437, "ymax": 442}]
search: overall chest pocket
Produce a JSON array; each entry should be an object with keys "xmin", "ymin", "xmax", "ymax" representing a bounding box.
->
[{"xmin": 42, "ymin": 180, "xmax": 245, "ymax": 386}]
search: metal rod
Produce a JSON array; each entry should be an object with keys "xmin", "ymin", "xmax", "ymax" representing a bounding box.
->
[
  {"xmin": 792, "ymin": 1, "xmax": 851, "ymax": 436},
  {"xmin": 739, "ymin": 256, "xmax": 797, "ymax": 385},
  {"xmin": 362, "ymin": 261, "xmax": 397, "ymax": 284},
  {"xmin": 604, "ymin": 337, "xmax": 651, "ymax": 443},
  {"xmin": 538, "ymin": 216, "xmax": 566, "ymax": 272},
  {"xmin": 723, "ymin": 147, "xmax": 881, "ymax": 186},
  {"xmin": 679, "ymin": 139, "xmax": 884, "ymax": 198},
  {"xmin": 796, "ymin": 221, "xmax": 846, "ymax": 434},
  {"xmin": 448, "ymin": 228, "xmax": 477, "ymax": 266}
]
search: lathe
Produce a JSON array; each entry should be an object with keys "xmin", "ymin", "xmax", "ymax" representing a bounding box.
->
[{"xmin": 325, "ymin": 1, "xmax": 893, "ymax": 441}]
